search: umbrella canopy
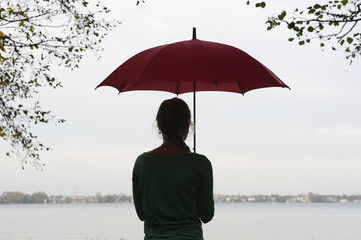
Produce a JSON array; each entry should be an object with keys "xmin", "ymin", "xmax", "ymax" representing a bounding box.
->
[
  {"xmin": 97, "ymin": 29, "xmax": 289, "ymax": 95},
  {"xmin": 97, "ymin": 28, "xmax": 290, "ymax": 152}
]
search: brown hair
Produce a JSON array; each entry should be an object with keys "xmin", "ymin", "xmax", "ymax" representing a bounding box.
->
[{"xmin": 156, "ymin": 98, "xmax": 191, "ymax": 151}]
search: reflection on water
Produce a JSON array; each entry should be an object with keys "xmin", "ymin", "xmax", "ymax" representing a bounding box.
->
[{"xmin": 0, "ymin": 203, "xmax": 360, "ymax": 240}]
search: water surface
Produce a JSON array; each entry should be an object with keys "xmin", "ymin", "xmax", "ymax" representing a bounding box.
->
[{"xmin": 1, "ymin": 203, "xmax": 360, "ymax": 240}]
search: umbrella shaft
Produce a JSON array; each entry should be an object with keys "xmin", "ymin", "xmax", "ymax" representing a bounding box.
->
[{"xmin": 193, "ymin": 81, "xmax": 196, "ymax": 153}]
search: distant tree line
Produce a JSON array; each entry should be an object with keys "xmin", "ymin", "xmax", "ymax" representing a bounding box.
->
[
  {"xmin": 306, "ymin": 192, "xmax": 361, "ymax": 202},
  {"xmin": 0, "ymin": 191, "xmax": 48, "ymax": 204},
  {"xmin": 0, "ymin": 191, "xmax": 132, "ymax": 204},
  {"xmin": 214, "ymin": 192, "xmax": 361, "ymax": 203},
  {"xmin": 94, "ymin": 192, "xmax": 132, "ymax": 204}
]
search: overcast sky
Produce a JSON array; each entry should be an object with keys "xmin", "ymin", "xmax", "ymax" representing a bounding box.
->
[{"xmin": 1, "ymin": 0, "xmax": 360, "ymax": 196}]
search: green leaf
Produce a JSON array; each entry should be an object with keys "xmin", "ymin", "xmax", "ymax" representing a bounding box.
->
[
  {"xmin": 307, "ymin": 26, "xmax": 314, "ymax": 32},
  {"xmin": 341, "ymin": 0, "xmax": 348, "ymax": 5},
  {"xmin": 346, "ymin": 37, "xmax": 353, "ymax": 44},
  {"xmin": 0, "ymin": 42, "xmax": 5, "ymax": 52},
  {"xmin": 314, "ymin": 4, "xmax": 321, "ymax": 9},
  {"xmin": 320, "ymin": 43, "xmax": 325, "ymax": 47},
  {"xmin": 82, "ymin": 0, "xmax": 89, "ymax": 7},
  {"xmin": 299, "ymin": 40, "xmax": 305, "ymax": 45},
  {"xmin": 288, "ymin": 38, "xmax": 295, "ymax": 42},
  {"xmin": 308, "ymin": 9, "xmax": 316, "ymax": 14},
  {"xmin": 288, "ymin": 22, "xmax": 295, "ymax": 29},
  {"xmin": 278, "ymin": 11, "xmax": 287, "ymax": 20}
]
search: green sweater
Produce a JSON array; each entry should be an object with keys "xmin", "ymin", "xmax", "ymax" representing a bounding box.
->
[{"xmin": 132, "ymin": 152, "xmax": 214, "ymax": 240}]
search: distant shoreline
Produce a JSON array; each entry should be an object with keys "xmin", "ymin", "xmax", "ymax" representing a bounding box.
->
[{"xmin": 1, "ymin": 191, "xmax": 361, "ymax": 204}]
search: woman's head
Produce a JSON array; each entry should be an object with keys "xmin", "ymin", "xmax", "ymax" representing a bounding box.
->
[{"xmin": 156, "ymin": 98, "xmax": 191, "ymax": 151}]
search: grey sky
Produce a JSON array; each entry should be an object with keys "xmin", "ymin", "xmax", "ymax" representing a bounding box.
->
[{"xmin": 1, "ymin": 0, "xmax": 360, "ymax": 196}]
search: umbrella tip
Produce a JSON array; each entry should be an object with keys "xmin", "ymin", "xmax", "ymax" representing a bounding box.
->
[{"xmin": 192, "ymin": 27, "xmax": 196, "ymax": 40}]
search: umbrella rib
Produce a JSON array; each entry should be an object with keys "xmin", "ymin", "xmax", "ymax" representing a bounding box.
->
[
  {"xmin": 197, "ymin": 40, "xmax": 219, "ymax": 88},
  {"xmin": 135, "ymin": 43, "xmax": 173, "ymax": 90},
  {"xmin": 175, "ymin": 79, "xmax": 181, "ymax": 95},
  {"xmin": 236, "ymin": 82, "xmax": 245, "ymax": 95}
]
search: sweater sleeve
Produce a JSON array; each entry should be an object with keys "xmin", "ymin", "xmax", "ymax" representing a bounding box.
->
[
  {"xmin": 132, "ymin": 156, "xmax": 146, "ymax": 221},
  {"xmin": 197, "ymin": 157, "xmax": 214, "ymax": 223}
]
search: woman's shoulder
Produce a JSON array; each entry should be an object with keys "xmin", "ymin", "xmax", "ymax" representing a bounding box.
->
[
  {"xmin": 134, "ymin": 152, "xmax": 151, "ymax": 164},
  {"xmin": 187, "ymin": 152, "xmax": 208, "ymax": 159},
  {"xmin": 189, "ymin": 153, "xmax": 212, "ymax": 164}
]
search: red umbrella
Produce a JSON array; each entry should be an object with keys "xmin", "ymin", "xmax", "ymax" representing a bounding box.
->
[{"xmin": 97, "ymin": 28, "xmax": 290, "ymax": 152}]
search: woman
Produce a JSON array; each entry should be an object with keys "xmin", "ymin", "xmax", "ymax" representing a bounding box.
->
[{"xmin": 132, "ymin": 98, "xmax": 214, "ymax": 240}]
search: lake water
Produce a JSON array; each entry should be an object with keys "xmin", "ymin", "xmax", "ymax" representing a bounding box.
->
[{"xmin": 0, "ymin": 203, "xmax": 360, "ymax": 240}]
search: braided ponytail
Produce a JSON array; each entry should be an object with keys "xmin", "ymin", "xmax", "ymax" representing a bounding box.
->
[{"xmin": 156, "ymin": 98, "xmax": 191, "ymax": 152}]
